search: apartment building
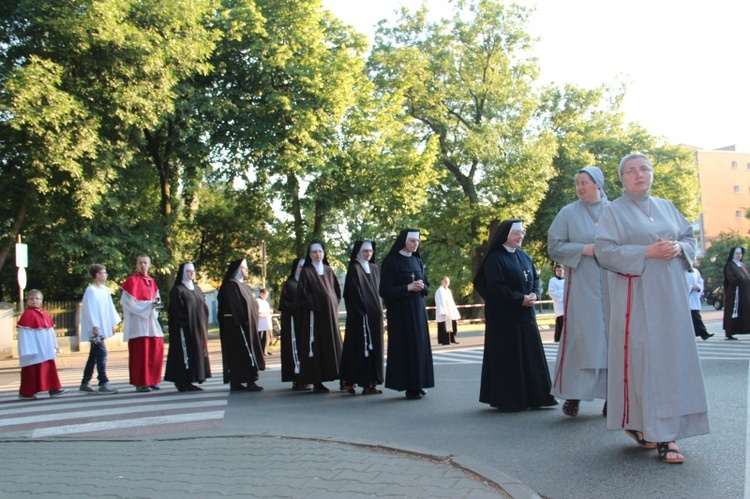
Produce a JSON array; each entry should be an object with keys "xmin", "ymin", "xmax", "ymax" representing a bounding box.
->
[{"xmin": 691, "ymin": 144, "xmax": 750, "ymax": 254}]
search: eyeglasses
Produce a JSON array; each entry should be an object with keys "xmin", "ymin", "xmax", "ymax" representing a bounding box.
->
[{"xmin": 622, "ymin": 167, "xmax": 652, "ymax": 176}]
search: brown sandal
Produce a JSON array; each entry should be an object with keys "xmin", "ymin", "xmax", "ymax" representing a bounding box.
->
[
  {"xmin": 625, "ymin": 429, "xmax": 657, "ymax": 449},
  {"xmin": 657, "ymin": 442, "xmax": 685, "ymax": 464},
  {"xmin": 562, "ymin": 399, "xmax": 580, "ymax": 417}
]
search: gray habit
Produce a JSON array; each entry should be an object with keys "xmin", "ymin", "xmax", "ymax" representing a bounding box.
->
[
  {"xmin": 595, "ymin": 192, "xmax": 709, "ymax": 442},
  {"xmin": 547, "ymin": 199, "xmax": 609, "ymax": 401}
]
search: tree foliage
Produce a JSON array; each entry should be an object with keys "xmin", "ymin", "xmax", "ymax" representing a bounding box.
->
[
  {"xmin": 369, "ymin": 0, "xmax": 557, "ymax": 302},
  {"xmin": 0, "ymin": 0, "xmax": 706, "ymax": 307}
]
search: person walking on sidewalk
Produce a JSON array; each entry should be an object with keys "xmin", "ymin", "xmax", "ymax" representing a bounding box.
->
[
  {"xmin": 218, "ymin": 259, "xmax": 265, "ymax": 392},
  {"xmin": 297, "ymin": 242, "xmax": 343, "ymax": 394},
  {"xmin": 340, "ymin": 240, "xmax": 384, "ymax": 395},
  {"xmin": 165, "ymin": 262, "xmax": 211, "ymax": 392},
  {"xmin": 379, "ymin": 229, "xmax": 434, "ymax": 400},
  {"xmin": 687, "ymin": 263, "xmax": 713, "ymax": 341},
  {"xmin": 17, "ymin": 289, "xmax": 67, "ymax": 400},
  {"xmin": 435, "ymin": 276, "xmax": 461, "ymax": 345},
  {"xmin": 120, "ymin": 254, "xmax": 165, "ymax": 393},
  {"xmin": 79, "ymin": 264, "xmax": 120, "ymax": 394}
]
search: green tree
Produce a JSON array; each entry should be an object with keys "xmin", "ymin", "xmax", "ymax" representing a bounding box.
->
[
  {"xmin": 369, "ymin": 0, "xmax": 557, "ymax": 302},
  {"xmin": 0, "ymin": 0, "xmax": 219, "ymax": 298}
]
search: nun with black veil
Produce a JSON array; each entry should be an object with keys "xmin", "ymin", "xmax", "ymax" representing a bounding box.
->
[
  {"xmin": 340, "ymin": 241, "xmax": 384, "ymax": 395},
  {"xmin": 474, "ymin": 220, "xmax": 557, "ymax": 411},
  {"xmin": 296, "ymin": 242, "xmax": 343, "ymax": 393},
  {"xmin": 165, "ymin": 262, "xmax": 211, "ymax": 392},
  {"xmin": 379, "ymin": 229, "xmax": 434, "ymax": 400},
  {"xmin": 278, "ymin": 257, "xmax": 308, "ymax": 390},
  {"xmin": 217, "ymin": 259, "xmax": 265, "ymax": 392}
]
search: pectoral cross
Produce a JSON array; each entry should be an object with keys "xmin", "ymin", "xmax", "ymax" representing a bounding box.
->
[
  {"xmin": 523, "ymin": 269, "xmax": 530, "ymax": 282},
  {"xmin": 411, "ymin": 272, "xmax": 416, "ymax": 282}
]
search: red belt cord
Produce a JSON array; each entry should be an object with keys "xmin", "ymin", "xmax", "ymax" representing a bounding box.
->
[{"xmin": 617, "ymin": 272, "xmax": 640, "ymax": 427}]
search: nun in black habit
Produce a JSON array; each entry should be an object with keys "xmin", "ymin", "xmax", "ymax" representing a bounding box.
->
[
  {"xmin": 340, "ymin": 241, "xmax": 384, "ymax": 395},
  {"xmin": 474, "ymin": 220, "xmax": 557, "ymax": 411},
  {"xmin": 296, "ymin": 242, "xmax": 342, "ymax": 393},
  {"xmin": 217, "ymin": 259, "xmax": 265, "ymax": 392},
  {"xmin": 165, "ymin": 263, "xmax": 211, "ymax": 392},
  {"xmin": 278, "ymin": 258, "xmax": 309, "ymax": 390},
  {"xmin": 379, "ymin": 229, "xmax": 434, "ymax": 399}
]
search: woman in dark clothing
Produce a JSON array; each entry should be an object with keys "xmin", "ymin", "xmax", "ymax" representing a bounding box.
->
[
  {"xmin": 340, "ymin": 241, "xmax": 384, "ymax": 395},
  {"xmin": 296, "ymin": 243, "xmax": 342, "ymax": 393},
  {"xmin": 279, "ymin": 258, "xmax": 309, "ymax": 390},
  {"xmin": 165, "ymin": 262, "xmax": 211, "ymax": 392},
  {"xmin": 474, "ymin": 220, "xmax": 557, "ymax": 411},
  {"xmin": 217, "ymin": 259, "xmax": 265, "ymax": 391},
  {"xmin": 723, "ymin": 247, "xmax": 750, "ymax": 340},
  {"xmin": 379, "ymin": 229, "xmax": 434, "ymax": 400}
]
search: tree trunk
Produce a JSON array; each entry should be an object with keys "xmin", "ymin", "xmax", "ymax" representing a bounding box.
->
[
  {"xmin": 286, "ymin": 172, "xmax": 305, "ymax": 256},
  {"xmin": 0, "ymin": 187, "xmax": 32, "ymax": 282}
]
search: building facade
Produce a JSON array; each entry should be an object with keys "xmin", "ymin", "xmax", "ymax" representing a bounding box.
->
[{"xmin": 693, "ymin": 144, "xmax": 750, "ymax": 254}]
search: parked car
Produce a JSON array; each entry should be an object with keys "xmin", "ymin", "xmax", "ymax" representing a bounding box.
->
[{"xmin": 705, "ymin": 285, "xmax": 724, "ymax": 310}]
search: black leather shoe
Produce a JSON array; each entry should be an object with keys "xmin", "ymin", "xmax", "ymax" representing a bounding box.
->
[
  {"xmin": 702, "ymin": 333, "xmax": 714, "ymax": 341},
  {"xmin": 246, "ymin": 382, "xmax": 264, "ymax": 392},
  {"xmin": 230, "ymin": 384, "xmax": 246, "ymax": 392},
  {"xmin": 405, "ymin": 390, "xmax": 422, "ymax": 400},
  {"xmin": 186, "ymin": 384, "xmax": 203, "ymax": 391},
  {"xmin": 726, "ymin": 336, "xmax": 738, "ymax": 340}
]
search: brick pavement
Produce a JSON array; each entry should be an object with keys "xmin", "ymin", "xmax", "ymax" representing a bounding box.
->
[{"xmin": 0, "ymin": 436, "xmax": 525, "ymax": 498}]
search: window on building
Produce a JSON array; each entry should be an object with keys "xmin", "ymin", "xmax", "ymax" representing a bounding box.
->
[
  {"xmin": 734, "ymin": 185, "xmax": 740, "ymax": 193},
  {"xmin": 737, "ymin": 210, "xmax": 744, "ymax": 219},
  {"xmin": 732, "ymin": 161, "xmax": 739, "ymax": 169}
]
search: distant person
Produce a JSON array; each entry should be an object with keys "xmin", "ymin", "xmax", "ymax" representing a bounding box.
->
[
  {"xmin": 379, "ymin": 229, "xmax": 434, "ymax": 400},
  {"xmin": 340, "ymin": 241, "xmax": 384, "ymax": 395},
  {"xmin": 279, "ymin": 258, "xmax": 308, "ymax": 390},
  {"xmin": 687, "ymin": 263, "xmax": 713, "ymax": 341},
  {"xmin": 547, "ymin": 264, "xmax": 565, "ymax": 343},
  {"xmin": 120, "ymin": 254, "xmax": 164, "ymax": 393},
  {"xmin": 257, "ymin": 288, "xmax": 273, "ymax": 355},
  {"xmin": 435, "ymin": 276, "xmax": 460, "ymax": 345},
  {"xmin": 474, "ymin": 220, "xmax": 557, "ymax": 411},
  {"xmin": 17, "ymin": 289, "xmax": 66, "ymax": 400},
  {"xmin": 217, "ymin": 259, "xmax": 265, "ymax": 392},
  {"xmin": 595, "ymin": 152, "xmax": 708, "ymax": 464},
  {"xmin": 79, "ymin": 264, "xmax": 120, "ymax": 394},
  {"xmin": 547, "ymin": 166, "xmax": 610, "ymax": 418},
  {"xmin": 297, "ymin": 242, "xmax": 342, "ymax": 394},
  {"xmin": 722, "ymin": 247, "xmax": 750, "ymax": 340},
  {"xmin": 165, "ymin": 262, "xmax": 211, "ymax": 392}
]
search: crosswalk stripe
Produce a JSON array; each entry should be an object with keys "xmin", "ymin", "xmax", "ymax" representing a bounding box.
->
[
  {"xmin": 0, "ymin": 399, "xmax": 227, "ymax": 427},
  {"xmin": 27, "ymin": 410, "xmax": 226, "ymax": 438}
]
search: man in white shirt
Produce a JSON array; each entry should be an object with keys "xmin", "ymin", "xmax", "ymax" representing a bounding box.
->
[
  {"xmin": 687, "ymin": 263, "xmax": 713, "ymax": 341},
  {"xmin": 257, "ymin": 288, "xmax": 273, "ymax": 355},
  {"xmin": 435, "ymin": 276, "xmax": 460, "ymax": 345},
  {"xmin": 548, "ymin": 264, "xmax": 565, "ymax": 342}
]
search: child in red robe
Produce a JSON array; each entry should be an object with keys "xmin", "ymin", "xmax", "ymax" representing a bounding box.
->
[{"xmin": 17, "ymin": 289, "xmax": 67, "ymax": 400}]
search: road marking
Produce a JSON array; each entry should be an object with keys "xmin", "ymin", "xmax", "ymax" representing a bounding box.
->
[{"xmin": 27, "ymin": 410, "xmax": 226, "ymax": 438}]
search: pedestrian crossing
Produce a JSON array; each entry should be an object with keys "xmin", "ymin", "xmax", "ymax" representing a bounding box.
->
[
  {"xmin": 432, "ymin": 339, "xmax": 750, "ymax": 365},
  {"xmin": 0, "ymin": 358, "xmax": 235, "ymax": 439}
]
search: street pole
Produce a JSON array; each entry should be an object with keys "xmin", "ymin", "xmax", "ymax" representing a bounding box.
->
[
  {"xmin": 261, "ymin": 240, "xmax": 267, "ymax": 289},
  {"xmin": 16, "ymin": 234, "xmax": 28, "ymax": 313}
]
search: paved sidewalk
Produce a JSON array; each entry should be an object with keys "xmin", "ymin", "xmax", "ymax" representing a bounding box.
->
[{"xmin": 0, "ymin": 435, "xmax": 529, "ymax": 498}]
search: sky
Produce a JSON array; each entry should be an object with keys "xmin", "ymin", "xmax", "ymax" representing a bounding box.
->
[{"xmin": 322, "ymin": 0, "xmax": 750, "ymax": 151}]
